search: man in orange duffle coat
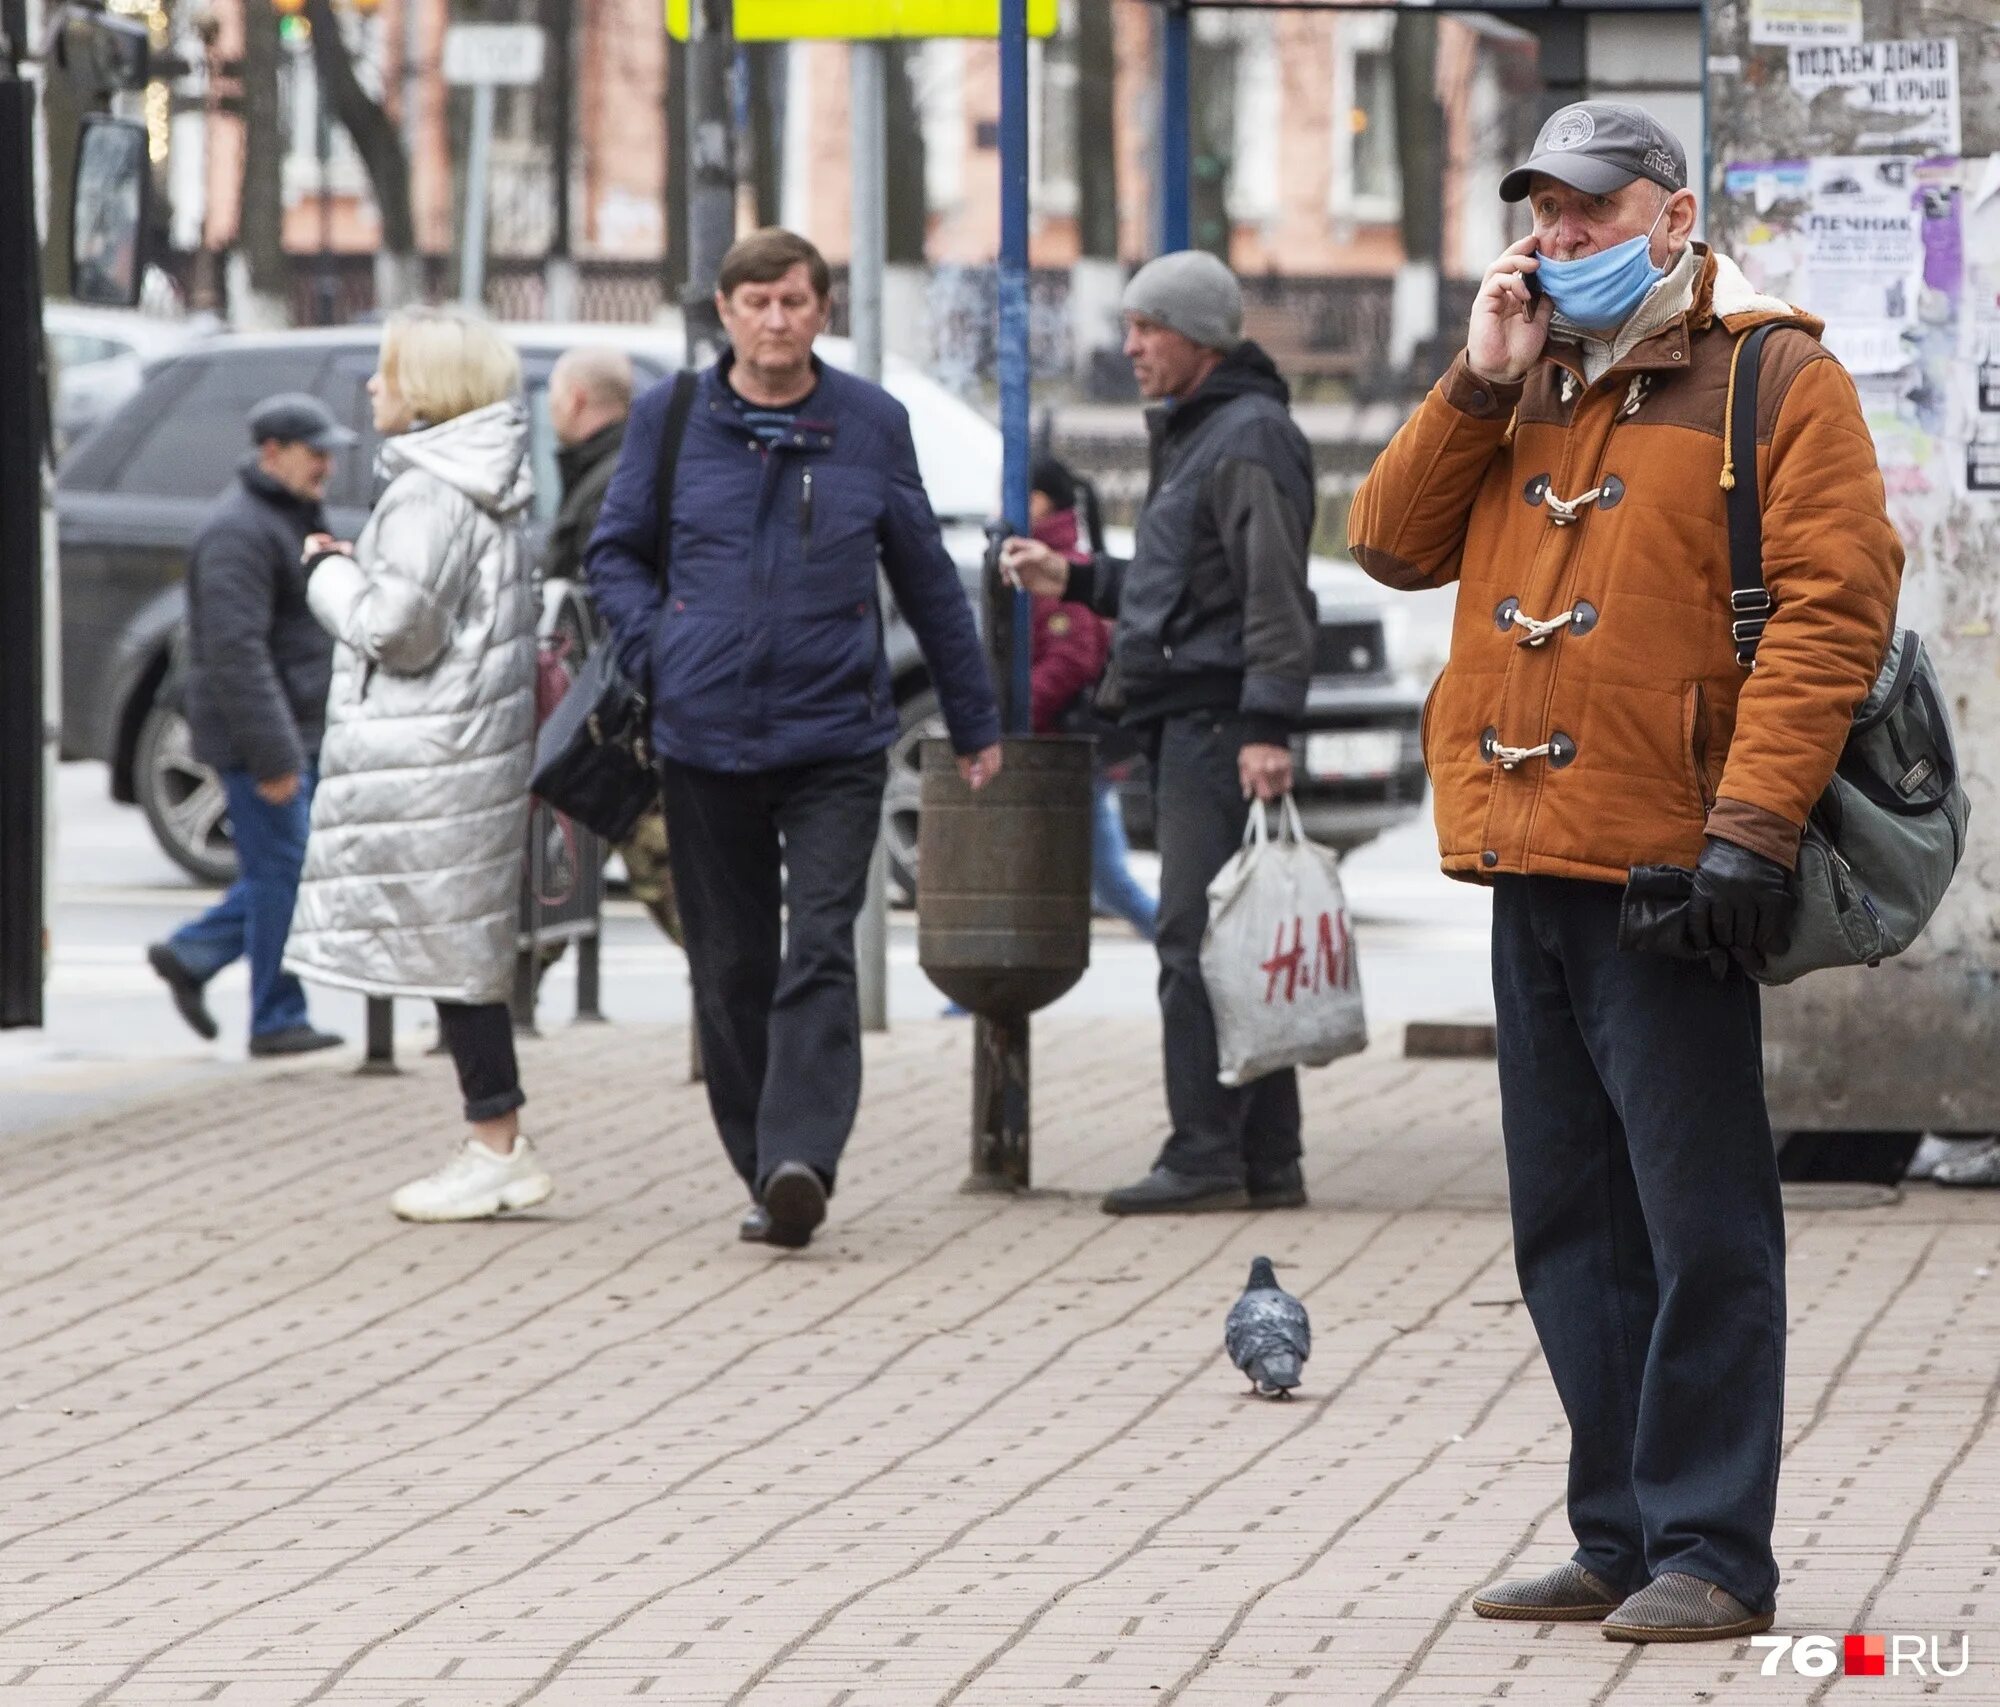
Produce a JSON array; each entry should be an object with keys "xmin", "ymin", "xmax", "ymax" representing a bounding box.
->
[{"xmin": 1349, "ymin": 102, "xmax": 1900, "ymax": 1643}]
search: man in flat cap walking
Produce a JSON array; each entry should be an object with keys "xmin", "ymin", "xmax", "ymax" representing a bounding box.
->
[
  {"xmin": 1003, "ymin": 250, "xmax": 1318, "ymax": 1216},
  {"xmin": 1351, "ymin": 102, "xmax": 1900, "ymax": 1641},
  {"xmin": 148, "ymin": 394, "xmax": 353, "ymax": 1058}
]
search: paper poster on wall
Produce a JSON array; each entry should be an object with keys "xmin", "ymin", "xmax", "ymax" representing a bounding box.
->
[
  {"xmin": 1803, "ymin": 156, "xmax": 1923, "ymax": 372},
  {"xmin": 1723, "ymin": 159, "xmax": 1810, "ymax": 214},
  {"xmin": 1750, "ymin": 0, "xmax": 1861, "ymax": 47},
  {"xmin": 1966, "ymin": 158, "xmax": 2000, "ymax": 322},
  {"xmin": 1788, "ymin": 40, "xmax": 1960, "ymax": 155}
]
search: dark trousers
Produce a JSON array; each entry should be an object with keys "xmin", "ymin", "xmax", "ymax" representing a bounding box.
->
[
  {"xmin": 435, "ymin": 1000, "xmax": 524, "ymax": 1123},
  {"xmin": 658, "ymin": 751, "xmax": 888, "ymax": 1195},
  {"xmin": 1492, "ymin": 875, "xmax": 1785, "ymax": 1612},
  {"xmin": 1150, "ymin": 712, "xmax": 1301, "ymax": 1183},
  {"xmin": 167, "ymin": 767, "xmax": 314, "ymax": 1038}
]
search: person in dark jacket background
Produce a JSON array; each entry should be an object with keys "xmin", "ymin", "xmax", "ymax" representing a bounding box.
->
[
  {"xmin": 1002, "ymin": 251, "xmax": 1318, "ymax": 1215},
  {"xmin": 1026, "ymin": 455, "xmax": 1156, "ymax": 940},
  {"xmin": 587, "ymin": 227, "xmax": 1002, "ymax": 1250},
  {"xmin": 146, "ymin": 394, "xmax": 351, "ymax": 1057},
  {"xmin": 543, "ymin": 346, "xmax": 681, "ymax": 947}
]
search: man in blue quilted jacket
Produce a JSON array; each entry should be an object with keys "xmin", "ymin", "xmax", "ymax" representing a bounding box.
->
[{"xmin": 588, "ymin": 227, "xmax": 1002, "ymax": 1251}]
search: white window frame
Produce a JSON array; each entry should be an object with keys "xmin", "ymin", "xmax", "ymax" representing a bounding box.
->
[
  {"xmin": 918, "ymin": 39, "xmax": 965, "ymax": 215},
  {"xmin": 1029, "ymin": 13, "xmax": 1078, "ymax": 219},
  {"xmin": 279, "ymin": 39, "xmax": 370, "ymax": 208},
  {"xmin": 1229, "ymin": 12, "xmax": 1279, "ymax": 223},
  {"xmin": 1331, "ymin": 11, "xmax": 1400, "ymax": 227}
]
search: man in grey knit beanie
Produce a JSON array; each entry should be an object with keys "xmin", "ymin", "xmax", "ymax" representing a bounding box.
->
[
  {"xmin": 999, "ymin": 251, "xmax": 1318, "ymax": 1216},
  {"xmin": 1119, "ymin": 250, "xmax": 1243, "ymax": 355}
]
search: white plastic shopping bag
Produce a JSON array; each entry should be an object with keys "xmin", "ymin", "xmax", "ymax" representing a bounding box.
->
[{"xmin": 1200, "ymin": 795, "xmax": 1367, "ymax": 1086}]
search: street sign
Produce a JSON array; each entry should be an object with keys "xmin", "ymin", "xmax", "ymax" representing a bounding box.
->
[
  {"xmin": 665, "ymin": 0, "xmax": 1056, "ymax": 41},
  {"xmin": 442, "ymin": 23, "xmax": 546, "ymax": 86}
]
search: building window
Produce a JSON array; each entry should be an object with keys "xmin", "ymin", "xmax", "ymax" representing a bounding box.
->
[
  {"xmin": 1332, "ymin": 12, "xmax": 1399, "ymax": 225},
  {"xmin": 1031, "ymin": 5, "xmax": 1078, "ymax": 218},
  {"xmin": 1229, "ymin": 14, "xmax": 1279, "ymax": 224}
]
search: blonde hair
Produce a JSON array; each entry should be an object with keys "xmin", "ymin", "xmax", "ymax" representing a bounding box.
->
[{"xmin": 380, "ymin": 306, "xmax": 521, "ymax": 425}]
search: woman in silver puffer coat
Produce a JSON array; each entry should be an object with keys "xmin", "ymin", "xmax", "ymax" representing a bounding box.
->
[{"xmin": 286, "ymin": 306, "xmax": 553, "ymax": 1222}]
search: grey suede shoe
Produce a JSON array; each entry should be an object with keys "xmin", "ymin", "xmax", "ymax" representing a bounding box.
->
[
  {"xmin": 1471, "ymin": 1562, "xmax": 1623, "ymax": 1622},
  {"xmin": 1601, "ymin": 1573, "xmax": 1773, "ymax": 1643}
]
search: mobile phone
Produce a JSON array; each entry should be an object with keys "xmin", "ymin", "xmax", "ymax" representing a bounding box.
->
[{"xmin": 1524, "ymin": 266, "xmax": 1543, "ymax": 303}]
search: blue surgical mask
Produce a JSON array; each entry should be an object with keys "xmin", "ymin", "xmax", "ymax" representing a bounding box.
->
[{"xmin": 1533, "ymin": 203, "xmax": 1670, "ymax": 330}]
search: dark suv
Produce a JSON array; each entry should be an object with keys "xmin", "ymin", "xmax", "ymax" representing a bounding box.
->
[{"xmin": 57, "ymin": 326, "xmax": 1426, "ymax": 888}]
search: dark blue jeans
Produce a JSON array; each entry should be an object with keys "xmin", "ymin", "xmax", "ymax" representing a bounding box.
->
[
  {"xmin": 167, "ymin": 768, "xmax": 315, "ymax": 1039},
  {"xmin": 1091, "ymin": 777, "xmax": 1158, "ymax": 940},
  {"xmin": 1492, "ymin": 876, "xmax": 1785, "ymax": 1612}
]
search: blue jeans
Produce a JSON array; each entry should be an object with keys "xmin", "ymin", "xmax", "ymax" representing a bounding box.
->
[
  {"xmin": 167, "ymin": 768, "xmax": 315, "ymax": 1039},
  {"xmin": 1091, "ymin": 777, "xmax": 1158, "ymax": 941}
]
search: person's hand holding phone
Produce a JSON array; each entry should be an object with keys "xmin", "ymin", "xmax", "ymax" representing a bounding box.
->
[{"xmin": 1467, "ymin": 235, "xmax": 1553, "ymax": 387}]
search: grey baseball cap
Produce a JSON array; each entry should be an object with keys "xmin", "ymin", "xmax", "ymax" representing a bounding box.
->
[
  {"xmin": 247, "ymin": 392, "xmax": 356, "ymax": 452},
  {"xmin": 1499, "ymin": 101, "xmax": 1689, "ymax": 203}
]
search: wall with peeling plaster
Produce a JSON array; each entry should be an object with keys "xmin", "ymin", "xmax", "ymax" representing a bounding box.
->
[{"xmin": 1709, "ymin": 0, "xmax": 1999, "ymax": 1133}]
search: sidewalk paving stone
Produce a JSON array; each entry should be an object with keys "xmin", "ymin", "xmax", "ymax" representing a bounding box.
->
[{"xmin": 1, "ymin": 1017, "xmax": 1996, "ymax": 1705}]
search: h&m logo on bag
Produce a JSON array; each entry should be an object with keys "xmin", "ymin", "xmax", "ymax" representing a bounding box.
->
[{"xmin": 1260, "ymin": 912, "xmax": 1358, "ymax": 1005}]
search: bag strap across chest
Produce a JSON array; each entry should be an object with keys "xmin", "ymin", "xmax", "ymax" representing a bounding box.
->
[
  {"xmin": 653, "ymin": 371, "xmax": 699, "ymax": 593},
  {"xmin": 1720, "ymin": 321, "xmax": 1784, "ymax": 669}
]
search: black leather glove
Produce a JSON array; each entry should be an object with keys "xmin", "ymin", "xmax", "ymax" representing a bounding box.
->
[
  {"xmin": 1686, "ymin": 836, "xmax": 1796, "ymax": 973},
  {"xmin": 1619, "ymin": 864, "xmax": 1729, "ymax": 980}
]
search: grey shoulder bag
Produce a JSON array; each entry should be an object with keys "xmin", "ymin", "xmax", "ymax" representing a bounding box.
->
[{"xmin": 1725, "ymin": 322, "xmax": 1970, "ymax": 984}]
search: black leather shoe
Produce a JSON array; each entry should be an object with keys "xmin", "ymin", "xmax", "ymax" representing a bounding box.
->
[
  {"xmin": 1247, "ymin": 1162, "xmax": 1308, "ymax": 1210},
  {"xmin": 146, "ymin": 944, "xmax": 218, "ymax": 1042},
  {"xmin": 1101, "ymin": 1166, "xmax": 1249, "ymax": 1215},
  {"xmin": 247, "ymin": 1026, "xmax": 345, "ymax": 1058},
  {"xmin": 761, "ymin": 1161, "xmax": 828, "ymax": 1249},
  {"xmin": 740, "ymin": 1204, "xmax": 772, "ymax": 1243}
]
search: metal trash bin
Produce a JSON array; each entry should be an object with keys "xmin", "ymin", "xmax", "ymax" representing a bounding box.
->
[{"xmin": 917, "ymin": 734, "xmax": 1092, "ymax": 1189}]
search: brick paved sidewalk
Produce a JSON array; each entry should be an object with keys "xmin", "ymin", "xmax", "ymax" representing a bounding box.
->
[{"xmin": 0, "ymin": 1018, "xmax": 1995, "ymax": 1706}]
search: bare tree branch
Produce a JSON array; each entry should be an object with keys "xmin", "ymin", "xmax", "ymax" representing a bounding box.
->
[{"xmin": 302, "ymin": 0, "xmax": 414, "ymax": 256}]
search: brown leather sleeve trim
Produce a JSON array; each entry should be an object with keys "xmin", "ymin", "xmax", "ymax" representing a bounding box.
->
[
  {"xmin": 1440, "ymin": 353, "xmax": 1524, "ymax": 421},
  {"xmin": 1706, "ymin": 796, "xmax": 1804, "ymax": 870},
  {"xmin": 1352, "ymin": 543, "xmax": 1433, "ymax": 590},
  {"xmin": 1754, "ymin": 328, "xmax": 1831, "ymax": 444}
]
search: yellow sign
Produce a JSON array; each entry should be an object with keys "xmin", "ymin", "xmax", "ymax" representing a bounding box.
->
[{"xmin": 666, "ymin": 0, "xmax": 1057, "ymax": 41}]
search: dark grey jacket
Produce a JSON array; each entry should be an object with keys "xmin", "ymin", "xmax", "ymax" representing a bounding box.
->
[
  {"xmin": 543, "ymin": 418, "xmax": 624, "ymax": 586},
  {"xmin": 1074, "ymin": 342, "xmax": 1316, "ymax": 741},
  {"xmin": 184, "ymin": 463, "xmax": 334, "ymax": 781}
]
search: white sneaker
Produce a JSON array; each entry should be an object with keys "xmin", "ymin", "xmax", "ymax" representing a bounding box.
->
[{"xmin": 391, "ymin": 1136, "xmax": 554, "ymax": 1222}]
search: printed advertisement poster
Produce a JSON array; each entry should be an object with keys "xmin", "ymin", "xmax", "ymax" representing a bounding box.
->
[
  {"xmin": 1788, "ymin": 39, "xmax": 1960, "ymax": 155},
  {"xmin": 1804, "ymin": 155, "xmax": 1922, "ymax": 371},
  {"xmin": 1749, "ymin": 0, "xmax": 1861, "ymax": 46}
]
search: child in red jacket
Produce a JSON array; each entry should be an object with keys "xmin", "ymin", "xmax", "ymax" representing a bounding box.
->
[{"xmin": 1030, "ymin": 457, "xmax": 1157, "ymax": 940}]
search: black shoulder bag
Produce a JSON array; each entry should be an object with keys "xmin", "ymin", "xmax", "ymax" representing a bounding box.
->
[
  {"xmin": 531, "ymin": 372, "xmax": 698, "ymax": 842},
  {"xmin": 1721, "ymin": 323, "xmax": 1968, "ymax": 983}
]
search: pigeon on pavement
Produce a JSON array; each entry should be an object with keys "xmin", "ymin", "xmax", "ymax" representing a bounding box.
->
[{"xmin": 1225, "ymin": 1256, "xmax": 1310, "ymax": 1399}]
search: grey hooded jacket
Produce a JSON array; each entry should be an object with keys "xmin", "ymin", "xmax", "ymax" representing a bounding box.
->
[{"xmin": 285, "ymin": 402, "xmax": 537, "ymax": 1005}]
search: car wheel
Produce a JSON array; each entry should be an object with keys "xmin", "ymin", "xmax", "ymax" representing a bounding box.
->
[
  {"xmin": 883, "ymin": 686, "xmax": 945, "ymax": 905},
  {"xmin": 135, "ymin": 703, "xmax": 238, "ymax": 885}
]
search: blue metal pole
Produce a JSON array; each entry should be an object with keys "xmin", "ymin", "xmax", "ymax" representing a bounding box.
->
[
  {"xmin": 999, "ymin": 0, "xmax": 1033, "ymax": 732},
  {"xmin": 1159, "ymin": 0, "xmax": 1191, "ymax": 252}
]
